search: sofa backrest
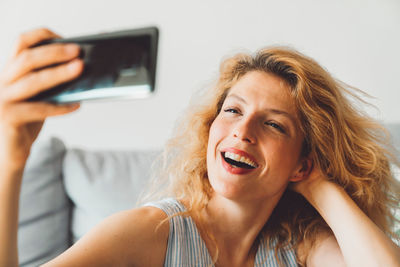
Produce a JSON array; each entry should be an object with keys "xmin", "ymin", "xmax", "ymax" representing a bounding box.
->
[
  {"xmin": 18, "ymin": 123, "xmax": 400, "ymax": 266},
  {"xmin": 63, "ymin": 148, "xmax": 159, "ymax": 243},
  {"xmin": 19, "ymin": 137, "xmax": 70, "ymax": 267}
]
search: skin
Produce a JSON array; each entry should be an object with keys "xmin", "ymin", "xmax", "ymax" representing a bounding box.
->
[
  {"xmin": 0, "ymin": 28, "xmax": 399, "ymax": 267},
  {"xmin": 295, "ymin": 172, "xmax": 400, "ymax": 267},
  {"xmin": 0, "ymin": 28, "xmax": 169, "ymax": 267},
  {"xmin": 206, "ymin": 71, "xmax": 307, "ymax": 202},
  {"xmin": 0, "ymin": 28, "xmax": 83, "ymax": 267},
  {"xmin": 203, "ymin": 71, "xmax": 311, "ymax": 266},
  {"xmin": 202, "ymin": 71, "xmax": 400, "ymax": 267}
]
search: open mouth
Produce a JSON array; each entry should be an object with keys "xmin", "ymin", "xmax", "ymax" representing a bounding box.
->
[{"xmin": 221, "ymin": 152, "xmax": 257, "ymax": 169}]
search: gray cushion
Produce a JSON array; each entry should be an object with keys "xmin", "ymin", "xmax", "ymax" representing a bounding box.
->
[
  {"xmin": 18, "ymin": 137, "xmax": 70, "ymax": 267},
  {"xmin": 15, "ymin": 123, "xmax": 399, "ymax": 265},
  {"xmin": 62, "ymin": 148, "xmax": 159, "ymax": 242}
]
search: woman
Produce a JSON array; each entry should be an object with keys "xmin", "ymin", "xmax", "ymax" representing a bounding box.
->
[{"xmin": 0, "ymin": 28, "xmax": 399, "ymax": 267}]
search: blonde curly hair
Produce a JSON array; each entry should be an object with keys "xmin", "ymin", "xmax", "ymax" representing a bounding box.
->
[{"xmin": 147, "ymin": 46, "xmax": 400, "ymax": 265}]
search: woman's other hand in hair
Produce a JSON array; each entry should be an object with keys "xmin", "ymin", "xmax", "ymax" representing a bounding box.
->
[
  {"xmin": 290, "ymin": 162, "xmax": 400, "ymax": 267},
  {"xmin": 0, "ymin": 28, "xmax": 83, "ymax": 170},
  {"xmin": 289, "ymin": 162, "xmax": 330, "ymax": 199}
]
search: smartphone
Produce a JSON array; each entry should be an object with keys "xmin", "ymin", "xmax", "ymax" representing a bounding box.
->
[{"xmin": 29, "ymin": 27, "xmax": 159, "ymax": 103}]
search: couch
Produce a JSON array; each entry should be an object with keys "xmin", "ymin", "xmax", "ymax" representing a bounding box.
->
[{"xmin": 18, "ymin": 124, "xmax": 400, "ymax": 266}]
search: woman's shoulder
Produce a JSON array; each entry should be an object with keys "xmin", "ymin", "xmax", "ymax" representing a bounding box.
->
[
  {"xmin": 122, "ymin": 205, "xmax": 170, "ymax": 235},
  {"xmin": 144, "ymin": 197, "xmax": 187, "ymax": 215},
  {"xmin": 43, "ymin": 206, "xmax": 169, "ymax": 267},
  {"xmin": 118, "ymin": 206, "xmax": 170, "ymax": 265}
]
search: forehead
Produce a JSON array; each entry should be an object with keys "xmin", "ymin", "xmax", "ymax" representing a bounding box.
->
[{"xmin": 226, "ymin": 71, "xmax": 297, "ymax": 116}]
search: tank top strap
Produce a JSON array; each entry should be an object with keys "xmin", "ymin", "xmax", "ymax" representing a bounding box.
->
[
  {"xmin": 145, "ymin": 198, "xmax": 214, "ymax": 267},
  {"xmin": 255, "ymin": 235, "xmax": 298, "ymax": 266},
  {"xmin": 145, "ymin": 198, "xmax": 298, "ymax": 266}
]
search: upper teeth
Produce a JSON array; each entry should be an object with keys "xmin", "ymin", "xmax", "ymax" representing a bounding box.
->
[{"xmin": 224, "ymin": 152, "xmax": 257, "ymax": 168}]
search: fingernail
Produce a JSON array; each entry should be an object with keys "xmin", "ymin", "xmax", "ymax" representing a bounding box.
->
[
  {"xmin": 65, "ymin": 44, "xmax": 80, "ymax": 55},
  {"xmin": 68, "ymin": 59, "xmax": 81, "ymax": 71},
  {"xmin": 59, "ymin": 103, "xmax": 80, "ymax": 108},
  {"xmin": 69, "ymin": 103, "xmax": 80, "ymax": 109}
]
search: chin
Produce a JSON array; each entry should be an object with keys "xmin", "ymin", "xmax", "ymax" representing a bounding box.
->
[{"xmin": 209, "ymin": 175, "xmax": 250, "ymax": 200}]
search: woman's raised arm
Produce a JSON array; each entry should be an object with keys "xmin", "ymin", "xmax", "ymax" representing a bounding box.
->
[
  {"xmin": 0, "ymin": 28, "xmax": 170, "ymax": 267},
  {"xmin": 0, "ymin": 28, "xmax": 82, "ymax": 267},
  {"xmin": 293, "ymin": 167, "xmax": 400, "ymax": 267}
]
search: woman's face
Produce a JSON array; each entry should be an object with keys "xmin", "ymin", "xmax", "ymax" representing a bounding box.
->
[{"xmin": 206, "ymin": 71, "xmax": 306, "ymax": 202}]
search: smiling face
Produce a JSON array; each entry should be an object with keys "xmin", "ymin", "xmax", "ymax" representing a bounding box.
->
[{"xmin": 206, "ymin": 71, "xmax": 306, "ymax": 202}]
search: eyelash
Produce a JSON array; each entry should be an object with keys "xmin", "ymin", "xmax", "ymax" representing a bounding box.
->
[
  {"xmin": 223, "ymin": 108, "xmax": 240, "ymax": 114},
  {"xmin": 223, "ymin": 108, "xmax": 286, "ymax": 134},
  {"xmin": 265, "ymin": 121, "xmax": 286, "ymax": 133}
]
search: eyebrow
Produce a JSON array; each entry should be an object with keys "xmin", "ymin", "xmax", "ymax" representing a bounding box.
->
[{"xmin": 225, "ymin": 93, "xmax": 297, "ymax": 125}]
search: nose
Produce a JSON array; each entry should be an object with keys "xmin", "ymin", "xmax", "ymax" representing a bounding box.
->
[{"xmin": 232, "ymin": 116, "xmax": 256, "ymax": 144}]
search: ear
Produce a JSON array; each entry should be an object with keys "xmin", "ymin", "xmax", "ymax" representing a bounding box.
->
[{"xmin": 289, "ymin": 157, "xmax": 313, "ymax": 182}]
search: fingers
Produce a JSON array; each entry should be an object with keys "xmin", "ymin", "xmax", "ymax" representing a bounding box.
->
[
  {"xmin": 0, "ymin": 28, "xmax": 83, "ymax": 103},
  {"xmin": 11, "ymin": 28, "xmax": 61, "ymax": 58},
  {"xmin": 0, "ymin": 102, "xmax": 80, "ymax": 126},
  {"xmin": 3, "ymin": 59, "xmax": 84, "ymax": 102},
  {"xmin": 2, "ymin": 43, "xmax": 81, "ymax": 85},
  {"xmin": 0, "ymin": 28, "xmax": 79, "ymax": 164}
]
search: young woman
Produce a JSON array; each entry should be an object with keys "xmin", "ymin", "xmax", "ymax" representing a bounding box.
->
[{"xmin": 0, "ymin": 28, "xmax": 399, "ymax": 267}]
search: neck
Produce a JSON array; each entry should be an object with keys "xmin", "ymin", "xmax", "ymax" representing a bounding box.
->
[{"xmin": 197, "ymin": 192, "xmax": 283, "ymax": 266}]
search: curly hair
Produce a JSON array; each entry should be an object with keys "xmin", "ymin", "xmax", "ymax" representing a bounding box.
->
[{"xmin": 147, "ymin": 47, "xmax": 400, "ymax": 266}]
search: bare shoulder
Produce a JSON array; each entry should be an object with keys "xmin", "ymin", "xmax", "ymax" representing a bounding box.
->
[
  {"xmin": 120, "ymin": 206, "xmax": 170, "ymax": 266},
  {"xmin": 43, "ymin": 206, "xmax": 169, "ymax": 267},
  {"xmin": 297, "ymin": 233, "xmax": 345, "ymax": 267}
]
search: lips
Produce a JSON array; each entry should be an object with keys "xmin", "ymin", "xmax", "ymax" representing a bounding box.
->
[{"xmin": 220, "ymin": 147, "xmax": 259, "ymax": 175}]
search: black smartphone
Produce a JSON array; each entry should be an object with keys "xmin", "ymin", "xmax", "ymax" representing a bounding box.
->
[{"xmin": 29, "ymin": 26, "xmax": 159, "ymax": 103}]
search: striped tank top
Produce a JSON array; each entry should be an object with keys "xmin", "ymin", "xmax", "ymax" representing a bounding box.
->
[{"xmin": 145, "ymin": 198, "xmax": 298, "ymax": 266}]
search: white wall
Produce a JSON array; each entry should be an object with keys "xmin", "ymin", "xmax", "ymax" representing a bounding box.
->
[{"xmin": 0, "ymin": 0, "xmax": 399, "ymax": 150}]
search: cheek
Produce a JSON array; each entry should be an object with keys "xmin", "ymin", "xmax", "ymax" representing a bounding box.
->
[
  {"xmin": 269, "ymin": 145, "xmax": 303, "ymax": 185},
  {"xmin": 206, "ymin": 119, "xmax": 226, "ymax": 171},
  {"xmin": 261, "ymin": 140, "xmax": 301, "ymax": 174},
  {"xmin": 208, "ymin": 118, "xmax": 227, "ymax": 149}
]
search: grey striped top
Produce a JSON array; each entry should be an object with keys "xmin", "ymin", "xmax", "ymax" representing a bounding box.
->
[{"xmin": 145, "ymin": 198, "xmax": 298, "ymax": 266}]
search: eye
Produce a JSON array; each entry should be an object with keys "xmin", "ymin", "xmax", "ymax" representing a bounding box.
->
[
  {"xmin": 223, "ymin": 108, "xmax": 240, "ymax": 114},
  {"xmin": 265, "ymin": 121, "xmax": 286, "ymax": 133}
]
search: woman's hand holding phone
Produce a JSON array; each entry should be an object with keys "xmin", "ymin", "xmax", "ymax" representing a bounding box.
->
[
  {"xmin": 0, "ymin": 28, "xmax": 84, "ymax": 267},
  {"xmin": 0, "ymin": 28, "xmax": 83, "ymax": 170}
]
